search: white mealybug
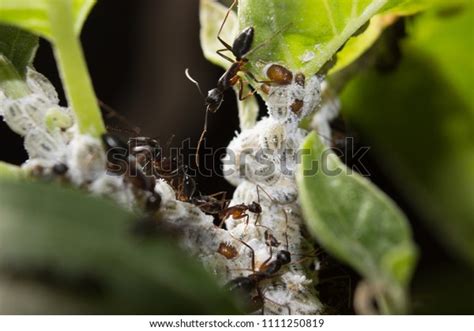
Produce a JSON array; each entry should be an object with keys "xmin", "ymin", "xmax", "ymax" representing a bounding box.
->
[
  {"xmin": 67, "ymin": 134, "xmax": 106, "ymax": 184},
  {"xmin": 24, "ymin": 128, "xmax": 66, "ymax": 161},
  {"xmin": 3, "ymin": 94, "xmax": 51, "ymax": 136},
  {"xmin": 26, "ymin": 68, "xmax": 60, "ymax": 104},
  {"xmin": 259, "ymin": 118, "xmax": 286, "ymax": 151}
]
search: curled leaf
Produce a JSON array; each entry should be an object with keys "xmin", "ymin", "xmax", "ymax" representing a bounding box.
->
[{"xmin": 297, "ymin": 132, "xmax": 418, "ymax": 313}]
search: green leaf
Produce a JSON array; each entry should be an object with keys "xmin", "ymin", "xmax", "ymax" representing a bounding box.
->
[
  {"xmin": 341, "ymin": 4, "xmax": 474, "ymax": 265},
  {"xmin": 0, "ymin": 54, "xmax": 29, "ymax": 98},
  {"xmin": 331, "ymin": 0, "xmax": 469, "ymax": 74},
  {"xmin": 380, "ymin": 0, "xmax": 467, "ymax": 15},
  {"xmin": 0, "ymin": 179, "xmax": 239, "ymax": 314},
  {"xmin": 238, "ymin": 0, "xmax": 427, "ymax": 79},
  {"xmin": 297, "ymin": 132, "xmax": 418, "ymax": 313},
  {"xmin": 329, "ymin": 14, "xmax": 395, "ymax": 74},
  {"xmin": 0, "ymin": 25, "xmax": 38, "ymax": 78},
  {"xmin": 0, "ymin": 0, "xmax": 95, "ymax": 40}
]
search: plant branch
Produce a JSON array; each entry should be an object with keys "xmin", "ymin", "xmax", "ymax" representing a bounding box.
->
[{"xmin": 45, "ymin": 0, "xmax": 105, "ymax": 138}]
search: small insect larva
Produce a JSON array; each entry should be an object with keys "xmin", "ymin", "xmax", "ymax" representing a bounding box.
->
[{"xmin": 217, "ymin": 242, "xmax": 239, "ymax": 260}]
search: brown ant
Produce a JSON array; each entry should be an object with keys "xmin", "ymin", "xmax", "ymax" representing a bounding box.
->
[
  {"xmin": 218, "ymin": 201, "xmax": 262, "ymax": 228},
  {"xmin": 192, "ymin": 191, "xmax": 228, "ymax": 215},
  {"xmin": 225, "ymin": 237, "xmax": 292, "ymax": 314},
  {"xmin": 191, "ymin": 192, "xmax": 261, "ymax": 229}
]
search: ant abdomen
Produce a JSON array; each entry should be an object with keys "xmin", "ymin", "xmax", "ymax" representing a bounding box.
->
[
  {"xmin": 226, "ymin": 276, "xmax": 255, "ymax": 293},
  {"xmin": 232, "ymin": 27, "xmax": 255, "ymax": 59}
]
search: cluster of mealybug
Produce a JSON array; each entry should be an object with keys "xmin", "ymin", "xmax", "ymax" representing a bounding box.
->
[{"xmin": 0, "ymin": 0, "xmax": 337, "ymax": 315}]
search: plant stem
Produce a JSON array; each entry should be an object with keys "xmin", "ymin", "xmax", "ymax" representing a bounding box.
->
[
  {"xmin": 0, "ymin": 55, "xmax": 29, "ymax": 99},
  {"xmin": 0, "ymin": 161, "xmax": 23, "ymax": 179},
  {"xmin": 45, "ymin": 0, "xmax": 105, "ymax": 138}
]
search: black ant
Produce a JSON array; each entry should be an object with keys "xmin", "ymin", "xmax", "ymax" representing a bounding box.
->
[
  {"xmin": 187, "ymin": 0, "xmax": 289, "ymax": 166},
  {"xmin": 102, "ymin": 133, "xmax": 161, "ymax": 213},
  {"xmin": 128, "ymin": 135, "xmax": 197, "ymax": 202}
]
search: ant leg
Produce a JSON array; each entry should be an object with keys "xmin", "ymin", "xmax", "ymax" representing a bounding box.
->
[
  {"xmin": 283, "ymin": 208, "xmax": 289, "ymax": 250},
  {"xmin": 217, "ymin": 0, "xmax": 238, "ymax": 52},
  {"xmin": 242, "ymin": 70, "xmax": 274, "ymax": 85},
  {"xmin": 256, "ymin": 184, "xmax": 275, "ymax": 202},
  {"xmin": 216, "ymin": 48, "xmax": 235, "ymax": 63},
  {"xmin": 218, "ymin": 215, "xmax": 227, "ymax": 229},
  {"xmin": 256, "ymin": 286, "xmax": 266, "ymax": 315},
  {"xmin": 230, "ymin": 234, "xmax": 256, "ymax": 273},
  {"xmin": 236, "ymin": 76, "xmax": 256, "ymax": 101},
  {"xmin": 195, "ymin": 107, "xmax": 209, "ymax": 167}
]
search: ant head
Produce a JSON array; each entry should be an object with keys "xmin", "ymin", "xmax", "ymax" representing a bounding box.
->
[
  {"xmin": 249, "ymin": 201, "xmax": 262, "ymax": 214},
  {"xmin": 277, "ymin": 250, "xmax": 291, "ymax": 265},
  {"xmin": 205, "ymin": 88, "xmax": 224, "ymax": 113}
]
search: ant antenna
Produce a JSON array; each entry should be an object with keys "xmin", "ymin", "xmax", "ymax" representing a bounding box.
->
[
  {"xmin": 184, "ymin": 68, "xmax": 209, "ymax": 168},
  {"xmin": 185, "ymin": 68, "xmax": 205, "ymax": 98},
  {"xmin": 245, "ymin": 22, "xmax": 293, "ymax": 58}
]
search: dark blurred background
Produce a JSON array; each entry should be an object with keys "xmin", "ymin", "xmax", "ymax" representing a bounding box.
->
[{"xmin": 0, "ymin": 0, "xmax": 472, "ymax": 314}]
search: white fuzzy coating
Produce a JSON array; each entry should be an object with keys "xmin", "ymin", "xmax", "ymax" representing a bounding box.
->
[
  {"xmin": 217, "ymin": 73, "xmax": 326, "ymax": 314},
  {"xmin": 265, "ymin": 75, "xmax": 322, "ymax": 128},
  {"xmin": 2, "ymin": 94, "xmax": 50, "ymax": 136},
  {"xmin": 66, "ymin": 134, "xmax": 107, "ymax": 185},
  {"xmin": 26, "ymin": 67, "xmax": 60, "ymax": 104},
  {"xmin": 89, "ymin": 174, "xmax": 136, "ymax": 210},
  {"xmin": 312, "ymin": 81, "xmax": 341, "ymax": 146},
  {"xmin": 24, "ymin": 128, "xmax": 67, "ymax": 161}
]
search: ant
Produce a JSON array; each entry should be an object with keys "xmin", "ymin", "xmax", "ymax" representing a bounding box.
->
[
  {"xmin": 217, "ymin": 201, "xmax": 262, "ymax": 229},
  {"xmin": 102, "ymin": 133, "xmax": 161, "ymax": 213},
  {"xmin": 187, "ymin": 0, "xmax": 289, "ymax": 166},
  {"xmin": 128, "ymin": 135, "xmax": 197, "ymax": 202},
  {"xmin": 216, "ymin": 184, "xmax": 287, "ymax": 229},
  {"xmin": 192, "ymin": 191, "xmax": 228, "ymax": 214},
  {"xmin": 225, "ymin": 237, "xmax": 292, "ymax": 314}
]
